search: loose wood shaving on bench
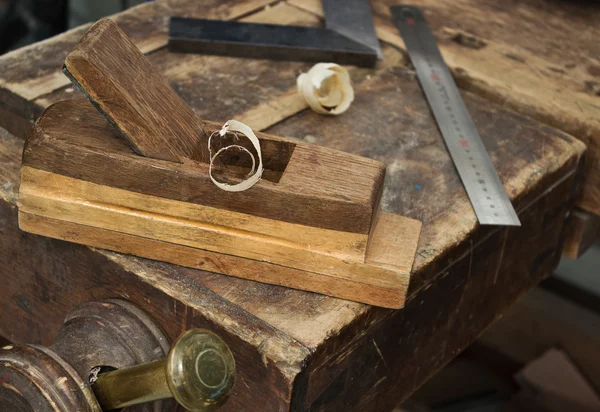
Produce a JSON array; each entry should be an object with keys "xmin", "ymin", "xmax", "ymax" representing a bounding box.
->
[
  {"xmin": 208, "ymin": 120, "xmax": 263, "ymax": 192},
  {"xmin": 297, "ymin": 63, "xmax": 354, "ymax": 115}
]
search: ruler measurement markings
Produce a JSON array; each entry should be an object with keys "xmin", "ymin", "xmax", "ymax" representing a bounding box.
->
[{"xmin": 392, "ymin": 6, "xmax": 520, "ymax": 226}]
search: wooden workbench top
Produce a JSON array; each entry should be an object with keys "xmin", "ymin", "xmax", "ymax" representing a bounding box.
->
[
  {"xmin": 0, "ymin": 1, "xmax": 588, "ymax": 410},
  {"xmin": 291, "ymin": 0, "xmax": 600, "ymax": 215}
]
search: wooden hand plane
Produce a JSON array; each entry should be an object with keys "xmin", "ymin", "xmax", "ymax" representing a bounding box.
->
[{"xmin": 18, "ymin": 19, "xmax": 421, "ymax": 308}]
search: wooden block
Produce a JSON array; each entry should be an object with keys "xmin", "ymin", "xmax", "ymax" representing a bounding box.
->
[
  {"xmin": 562, "ymin": 209, "xmax": 600, "ymax": 259},
  {"xmin": 19, "ymin": 100, "xmax": 421, "ymax": 308},
  {"xmin": 24, "ymin": 100, "xmax": 384, "ymax": 235},
  {"xmin": 18, "ymin": 211, "xmax": 419, "ymax": 308},
  {"xmin": 64, "ymin": 18, "xmax": 210, "ymax": 163},
  {"xmin": 18, "ymin": 167, "xmax": 420, "ymax": 307}
]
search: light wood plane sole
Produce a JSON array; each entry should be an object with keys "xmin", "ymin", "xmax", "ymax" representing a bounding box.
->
[
  {"xmin": 19, "ymin": 171, "xmax": 421, "ymax": 308},
  {"xmin": 19, "ymin": 167, "xmax": 421, "ymax": 308}
]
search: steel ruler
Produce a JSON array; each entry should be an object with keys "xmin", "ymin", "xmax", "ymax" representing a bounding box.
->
[{"xmin": 392, "ymin": 6, "xmax": 520, "ymax": 226}]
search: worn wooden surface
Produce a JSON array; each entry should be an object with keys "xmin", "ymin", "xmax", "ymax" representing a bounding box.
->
[
  {"xmin": 17, "ymin": 86, "xmax": 416, "ymax": 308},
  {"xmin": 288, "ymin": 0, "xmax": 600, "ymax": 218},
  {"xmin": 0, "ymin": 0, "xmax": 273, "ymax": 126},
  {"xmin": 64, "ymin": 18, "xmax": 210, "ymax": 163},
  {"xmin": 22, "ymin": 101, "xmax": 386, "ymax": 236},
  {"xmin": 20, "ymin": 154, "xmax": 418, "ymax": 307},
  {"xmin": 0, "ymin": 299, "xmax": 175, "ymax": 412},
  {"xmin": 0, "ymin": 1, "xmax": 588, "ymax": 410},
  {"xmin": 19, "ymin": 209, "xmax": 418, "ymax": 309},
  {"xmin": 2, "ymin": 0, "xmax": 597, "ymax": 242}
]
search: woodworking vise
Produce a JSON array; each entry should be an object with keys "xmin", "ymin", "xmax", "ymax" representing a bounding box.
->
[{"xmin": 0, "ymin": 299, "xmax": 235, "ymax": 411}]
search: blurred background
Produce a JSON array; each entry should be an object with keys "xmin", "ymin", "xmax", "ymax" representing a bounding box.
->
[{"xmin": 0, "ymin": 0, "xmax": 145, "ymax": 53}]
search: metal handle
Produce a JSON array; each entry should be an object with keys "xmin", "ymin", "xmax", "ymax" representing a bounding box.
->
[{"xmin": 92, "ymin": 329, "xmax": 235, "ymax": 411}]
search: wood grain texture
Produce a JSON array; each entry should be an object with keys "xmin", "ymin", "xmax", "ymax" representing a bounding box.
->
[
  {"xmin": 18, "ymin": 210, "xmax": 418, "ymax": 309},
  {"xmin": 18, "ymin": 163, "xmax": 418, "ymax": 309},
  {"xmin": 18, "ymin": 96, "xmax": 418, "ymax": 308},
  {"xmin": 289, "ymin": 0, "xmax": 600, "ymax": 216},
  {"xmin": 32, "ymin": 3, "xmax": 326, "ymax": 131},
  {"xmin": 23, "ymin": 100, "xmax": 385, "ymax": 235},
  {"xmin": 0, "ymin": 0, "xmax": 273, "ymax": 138},
  {"xmin": 7, "ymin": 56, "xmax": 586, "ymax": 409},
  {"xmin": 0, "ymin": 121, "xmax": 583, "ymax": 410},
  {"xmin": 1, "ymin": 129, "xmax": 308, "ymax": 412},
  {"xmin": 19, "ymin": 168, "xmax": 368, "ymax": 263},
  {"xmin": 31, "ymin": 3, "xmax": 400, "ymax": 132},
  {"xmin": 20, "ymin": 1, "xmax": 587, "ymax": 326},
  {"xmin": 0, "ymin": 0, "xmax": 272, "ymax": 101},
  {"xmin": 64, "ymin": 18, "xmax": 210, "ymax": 162},
  {"xmin": 298, "ymin": 168, "xmax": 579, "ymax": 410},
  {"xmin": 266, "ymin": 56, "xmax": 585, "ymax": 296},
  {"xmin": 2, "ymin": 0, "xmax": 596, "ymax": 217},
  {"xmin": 7, "ymin": 2, "xmax": 388, "ymax": 138},
  {"xmin": 0, "ymin": 0, "xmax": 590, "ymax": 409}
]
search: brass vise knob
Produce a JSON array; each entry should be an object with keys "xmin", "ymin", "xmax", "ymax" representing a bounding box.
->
[
  {"xmin": 0, "ymin": 299, "xmax": 235, "ymax": 412},
  {"xmin": 92, "ymin": 329, "xmax": 235, "ymax": 411}
]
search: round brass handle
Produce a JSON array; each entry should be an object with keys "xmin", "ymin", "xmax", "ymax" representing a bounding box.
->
[{"xmin": 92, "ymin": 329, "xmax": 236, "ymax": 411}]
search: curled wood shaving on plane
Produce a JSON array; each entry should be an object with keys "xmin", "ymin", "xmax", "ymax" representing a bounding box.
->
[{"xmin": 208, "ymin": 120, "xmax": 263, "ymax": 192}]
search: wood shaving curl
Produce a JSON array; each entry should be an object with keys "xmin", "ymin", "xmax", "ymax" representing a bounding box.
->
[
  {"xmin": 297, "ymin": 63, "xmax": 354, "ymax": 115},
  {"xmin": 208, "ymin": 120, "xmax": 263, "ymax": 192}
]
